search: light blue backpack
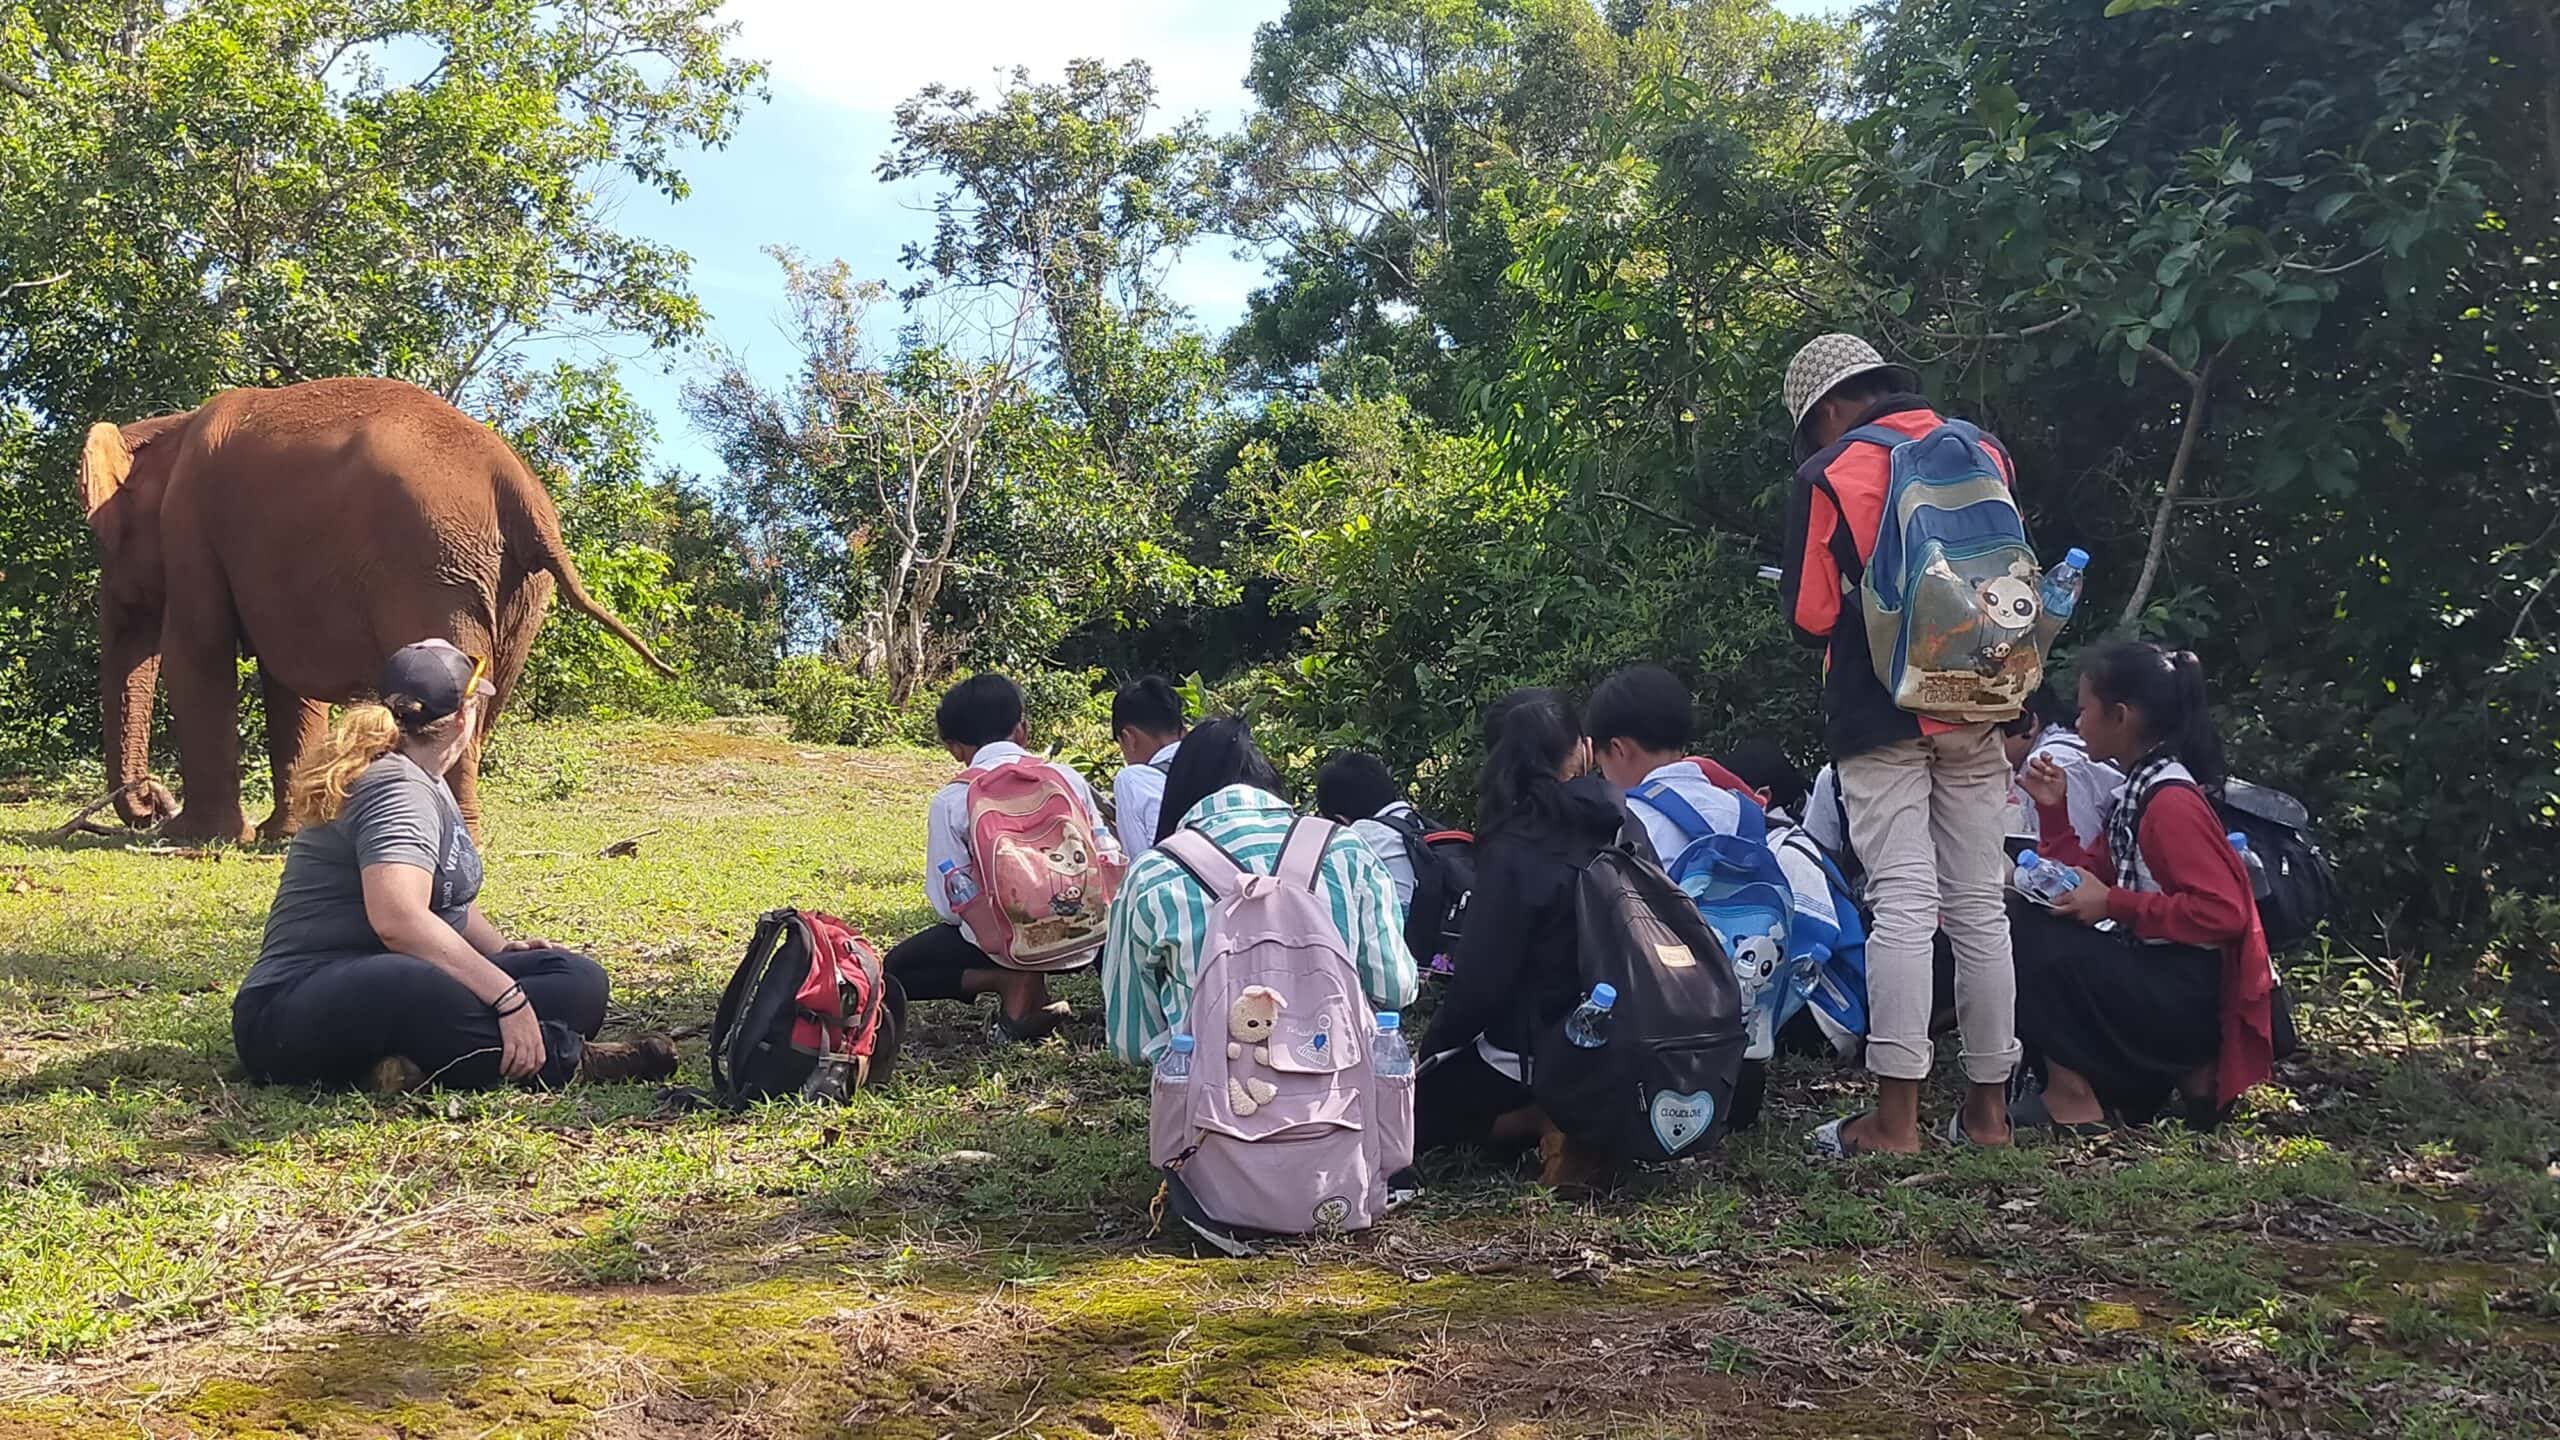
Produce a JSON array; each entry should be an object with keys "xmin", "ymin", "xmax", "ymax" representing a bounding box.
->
[
  {"xmin": 1628, "ymin": 782, "xmax": 1802, "ymax": 1060},
  {"xmin": 1849, "ymin": 418, "xmax": 2044, "ymax": 722}
]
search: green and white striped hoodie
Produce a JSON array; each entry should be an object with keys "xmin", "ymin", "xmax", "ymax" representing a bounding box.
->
[{"xmin": 1103, "ymin": 784, "xmax": 1415, "ymax": 1065}]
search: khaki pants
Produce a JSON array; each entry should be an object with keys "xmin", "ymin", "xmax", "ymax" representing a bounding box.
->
[{"xmin": 1839, "ymin": 725, "xmax": 2020, "ymax": 1085}]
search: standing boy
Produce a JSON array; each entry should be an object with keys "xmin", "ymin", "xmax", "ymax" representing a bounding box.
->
[{"xmin": 1778, "ymin": 334, "xmax": 2018, "ymax": 1154}]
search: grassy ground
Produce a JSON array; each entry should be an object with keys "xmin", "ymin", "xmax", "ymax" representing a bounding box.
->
[{"xmin": 2, "ymin": 720, "xmax": 2555, "ymax": 1439}]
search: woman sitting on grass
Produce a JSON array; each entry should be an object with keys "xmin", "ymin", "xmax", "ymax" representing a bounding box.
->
[
  {"xmin": 2010, "ymin": 641, "xmax": 2274, "ymax": 1131},
  {"xmin": 230, "ymin": 640, "xmax": 676, "ymax": 1094}
]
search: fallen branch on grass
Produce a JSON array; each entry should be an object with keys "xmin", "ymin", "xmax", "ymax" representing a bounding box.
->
[{"xmin": 37, "ymin": 783, "xmax": 145, "ymax": 843}]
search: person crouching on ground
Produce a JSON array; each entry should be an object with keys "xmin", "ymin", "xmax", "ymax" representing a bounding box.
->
[
  {"xmin": 230, "ymin": 641, "xmax": 676, "ymax": 1093},
  {"xmin": 2011, "ymin": 642, "xmax": 2274, "ymax": 1131},
  {"xmin": 1413, "ymin": 689, "xmax": 1633, "ymax": 1189}
]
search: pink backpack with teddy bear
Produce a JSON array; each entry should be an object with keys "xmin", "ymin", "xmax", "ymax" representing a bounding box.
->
[{"xmin": 1150, "ymin": 820, "xmax": 1414, "ymax": 1249}]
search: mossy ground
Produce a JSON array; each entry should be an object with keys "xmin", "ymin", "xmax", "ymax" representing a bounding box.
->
[{"xmin": 3, "ymin": 721, "xmax": 2554, "ymax": 1437}]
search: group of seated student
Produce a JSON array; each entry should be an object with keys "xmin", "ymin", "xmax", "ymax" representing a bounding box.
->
[{"xmin": 233, "ymin": 646, "xmax": 2271, "ymax": 1174}]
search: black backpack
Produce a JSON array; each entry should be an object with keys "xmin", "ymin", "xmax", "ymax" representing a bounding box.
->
[
  {"xmin": 1375, "ymin": 807, "xmax": 1477, "ymax": 975},
  {"xmin": 709, "ymin": 909, "xmax": 904, "ymax": 1104},
  {"xmin": 1532, "ymin": 844, "xmax": 1748, "ymax": 1162},
  {"xmin": 2213, "ymin": 778, "xmax": 2337, "ymax": 951}
]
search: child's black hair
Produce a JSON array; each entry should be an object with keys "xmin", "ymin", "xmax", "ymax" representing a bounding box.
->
[
  {"xmin": 2000, "ymin": 682, "xmax": 2075, "ymax": 738},
  {"xmin": 2080, "ymin": 641, "xmax": 2227, "ymax": 787},
  {"xmin": 935, "ymin": 672, "xmax": 1023, "ymax": 749},
  {"xmin": 1111, "ymin": 674, "xmax": 1187, "ymax": 740},
  {"xmin": 1716, "ymin": 738, "xmax": 1811, "ymax": 813},
  {"xmin": 1154, "ymin": 716, "xmax": 1287, "ymax": 843},
  {"xmin": 1314, "ymin": 751, "xmax": 1401, "ymax": 823},
  {"xmin": 1479, "ymin": 688, "xmax": 1581, "ymax": 834},
  {"xmin": 1582, "ymin": 664, "xmax": 1693, "ymax": 753}
]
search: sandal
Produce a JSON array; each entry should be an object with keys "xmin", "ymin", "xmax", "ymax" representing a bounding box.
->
[
  {"xmin": 1940, "ymin": 1108, "xmax": 2021, "ymax": 1148},
  {"xmin": 987, "ymin": 999, "xmax": 1073, "ymax": 1045},
  {"xmin": 1810, "ymin": 1112, "xmax": 1875, "ymax": 1160},
  {"xmin": 2006, "ymin": 1092, "xmax": 2119, "ymax": 1138}
]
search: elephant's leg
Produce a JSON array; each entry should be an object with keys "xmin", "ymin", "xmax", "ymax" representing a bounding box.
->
[
  {"xmin": 258, "ymin": 670, "xmax": 326, "ymax": 841},
  {"xmin": 157, "ymin": 568, "xmax": 254, "ymax": 845}
]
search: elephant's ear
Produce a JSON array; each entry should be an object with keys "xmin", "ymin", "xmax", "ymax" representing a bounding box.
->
[{"xmin": 80, "ymin": 422, "xmax": 133, "ymax": 518}]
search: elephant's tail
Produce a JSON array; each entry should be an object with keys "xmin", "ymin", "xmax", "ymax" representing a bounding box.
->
[{"xmin": 539, "ymin": 547, "xmax": 681, "ymax": 678}]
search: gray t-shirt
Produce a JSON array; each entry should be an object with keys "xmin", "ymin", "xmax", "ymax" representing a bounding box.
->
[{"xmin": 242, "ymin": 754, "xmax": 482, "ymax": 995}]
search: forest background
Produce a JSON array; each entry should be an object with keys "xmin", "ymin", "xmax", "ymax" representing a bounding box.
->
[{"xmin": 0, "ymin": 0, "xmax": 2551, "ymax": 981}]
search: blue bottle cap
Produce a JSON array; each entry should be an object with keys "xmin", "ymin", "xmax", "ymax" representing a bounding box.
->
[
  {"xmin": 2227, "ymin": 832, "xmax": 2249, "ymax": 852},
  {"xmin": 1591, "ymin": 983, "xmax": 1618, "ymax": 1008},
  {"xmin": 2063, "ymin": 547, "xmax": 2089, "ymax": 568},
  {"xmin": 1374, "ymin": 1011, "xmax": 1400, "ymax": 1031},
  {"xmin": 1170, "ymin": 1034, "xmax": 1196, "ymax": 1053},
  {"xmin": 2017, "ymin": 849, "xmax": 2040, "ymax": 867}
]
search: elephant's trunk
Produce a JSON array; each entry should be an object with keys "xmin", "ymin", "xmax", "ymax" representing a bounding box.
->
[{"xmin": 101, "ymin": 625, "xmax": 177, "ymax": 827}]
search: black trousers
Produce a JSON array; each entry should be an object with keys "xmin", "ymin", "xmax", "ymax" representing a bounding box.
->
[
  {"xmin": 232, "ymin": 948, "xmax": 608, "ymax": 1090},
  {"xmin": 1415, "ymin": 1045, "xmax": 1537, "ymax": 1155},
  {"xmin": 883, "ymin": 923, "xmax": 1000, "ymax": 1003},
  {"xmin": 883, "ymin": 923, "xmax": 1091, "ymax": 1003}
]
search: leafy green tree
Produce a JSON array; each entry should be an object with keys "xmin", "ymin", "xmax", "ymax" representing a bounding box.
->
[
  {"xmin": 1828, "ymin": 0, "xmax": 2555, "ymax": 949},
  {"xmin": 880, "ymin": 59, "xmax": 1222, "ymax": 487}
]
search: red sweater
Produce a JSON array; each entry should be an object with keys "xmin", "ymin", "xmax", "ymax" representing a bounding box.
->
[{"xmin": 2034, "ymin": 784, "xmax": 2275, "ymax": 1105}]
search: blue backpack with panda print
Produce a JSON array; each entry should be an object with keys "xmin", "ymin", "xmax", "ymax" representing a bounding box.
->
[{"xmin": 1627, "ymin": 781, "xmax": 1802, "ymax": 1061}]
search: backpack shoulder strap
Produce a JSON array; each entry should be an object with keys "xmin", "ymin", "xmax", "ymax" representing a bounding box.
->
[
  {"xmin": 1629, "ymin": 780, "xmax": 1705, "ymax": 842},
  {"xmin": 1843, "ymin": 422, "xmax": 1912, "ymax": 452},
  {"xmin": 1275, "ymin": 817, "xmax": 1335, "ymax": 892},
  {"xmin": 711, "ymin": 910, "xmax": 795, "ymax": 1096},
  {"xmin": 1158, "ymin": 828, "xmax": 1246, "ymax": 901}
]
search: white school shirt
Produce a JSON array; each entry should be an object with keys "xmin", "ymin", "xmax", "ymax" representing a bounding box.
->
[
  {"xmin": 1348, "ymin": 800, "xmax": 1420, "ymax": 910},
  {"xmin": 925, "ymin": 741, "xmax": 1107, "ymax": 923},
  {"xmin": 1803, "ymin": 765, "xmax": 1849, "ymax": 861},
  {"xmin": 1621, "ymin": 760, "xmax": 1748, "ymax": 865},
  {"xmin": 2004, "ymin": 727, "xmax": 2124, "ymax": 848},
  {"xmin": 1110, "ymin": 739, "xmax": 1181, "ymax": 859}
]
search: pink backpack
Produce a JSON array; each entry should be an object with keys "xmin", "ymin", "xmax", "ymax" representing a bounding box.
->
[
  {"xmin": 954, "ymin": 757, "xmax": 1125, "ymax": 970},
  {"xmin": 1150, "ymin": 820, "xmax": 1414, "ymax": 1243}
]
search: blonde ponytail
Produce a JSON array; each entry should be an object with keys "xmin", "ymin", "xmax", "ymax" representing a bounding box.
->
[{"xmin": 287, "ymin": 705, "xmax": 405, "ymax": 828}]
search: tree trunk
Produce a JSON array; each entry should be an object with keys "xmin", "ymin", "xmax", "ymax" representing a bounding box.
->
[{"xmin": 2117, "ymin": 351, "xmax": 2218, "ymax": 630}]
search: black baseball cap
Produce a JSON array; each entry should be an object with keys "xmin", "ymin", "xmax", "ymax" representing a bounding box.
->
[{"xmin": 378, "ymin": 639, "xmax": 494, "ymax": 724}]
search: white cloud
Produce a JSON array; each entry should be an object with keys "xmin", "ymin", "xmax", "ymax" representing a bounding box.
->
[{"xmin": 720, "ymin": 0, "xmax": 1277, "ymax": 123}]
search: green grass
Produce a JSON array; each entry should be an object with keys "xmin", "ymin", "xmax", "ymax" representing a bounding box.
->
[{"xmin": 3, "ymin": 720, "xmax": 2556, "ymax": 1437}]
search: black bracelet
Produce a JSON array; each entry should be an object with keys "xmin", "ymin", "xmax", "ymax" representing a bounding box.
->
[{"xmin": 490, "ymin": 984, "xmax": 527, "ymax": 1017}]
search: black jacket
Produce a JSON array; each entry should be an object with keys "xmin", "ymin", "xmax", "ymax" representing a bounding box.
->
[{"xmin": 1420, "ymin": 777, "xmax": 1656, "ymax": 1062}]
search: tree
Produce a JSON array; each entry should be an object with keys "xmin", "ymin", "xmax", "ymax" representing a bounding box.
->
[
  {"xmin": 1823, "ymin": 0, "xmax": 2556, "ymax": 947},
  {"xmin": 880, "ymin": 59, "xmax": 1222, "ymax": 486},
  {"xmin": 689, "ymin": 252, "xmax": 1043, "ymax": 703}
]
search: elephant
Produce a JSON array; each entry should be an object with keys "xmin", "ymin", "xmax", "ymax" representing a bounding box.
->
[{"xmin": 78, "ymin": 376, "xmax": 673, "ymax": 843}]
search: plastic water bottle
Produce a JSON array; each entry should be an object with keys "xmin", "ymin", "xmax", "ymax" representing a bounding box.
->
[
  {"xmin": 1155, "ymin": 1033, "xmax": 1194, "ymax": 1083},
  {"xmin": 1371, "ymin": 1013, "xmax": 1413, "ymax": 1078},
  {"xmin": 939, "ymin": 859, "xmax": 979, "ymax": 910},
  {"xmin": 2040, "ymin": 548, "xmax": 2089, "ymax": 624},
  {"xmin": 2229, "ymin": 832, "xmax": 2272, "ymax": 900},
  {"xmin": 2011, "ymin": 849, "xmax": 2083, "ymax": 906},
  {"xmin": 1564, "ymin": 983, "xmax": 1618, "ymax": 1049}
]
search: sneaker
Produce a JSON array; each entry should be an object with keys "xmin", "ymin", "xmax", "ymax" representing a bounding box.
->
[
  {"xmin": 362, "ymin": 1054, "xmax": 427, "ymax": 1095},
  {"xmin": 574, "ymin": 1034, "xmax": 679, "ymax": 1085}
]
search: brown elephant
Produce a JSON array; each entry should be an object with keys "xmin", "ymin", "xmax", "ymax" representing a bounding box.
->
[{"xmin": 79, "ymin": 376, "xmax": 673, "ymax": 843}]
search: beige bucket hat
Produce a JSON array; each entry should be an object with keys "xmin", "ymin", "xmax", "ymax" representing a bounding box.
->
[{"xmin": 1784, "ymin": 333, "xmax": 1920, "ymax": 437}]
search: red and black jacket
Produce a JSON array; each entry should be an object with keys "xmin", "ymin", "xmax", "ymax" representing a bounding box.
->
[{"xmin": 1779, "ymin": 394, "xmax": 2018, "ymax": 760}]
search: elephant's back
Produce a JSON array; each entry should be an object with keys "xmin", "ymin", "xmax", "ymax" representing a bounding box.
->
[{"xmin": 191, "ymin": 379, "xmax": 509, "ymax": 478}]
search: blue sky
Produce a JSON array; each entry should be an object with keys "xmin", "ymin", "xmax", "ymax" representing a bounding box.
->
[{"xmin": 545, "ymin": 0, "xmax": 1290, "ymax": 476}]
